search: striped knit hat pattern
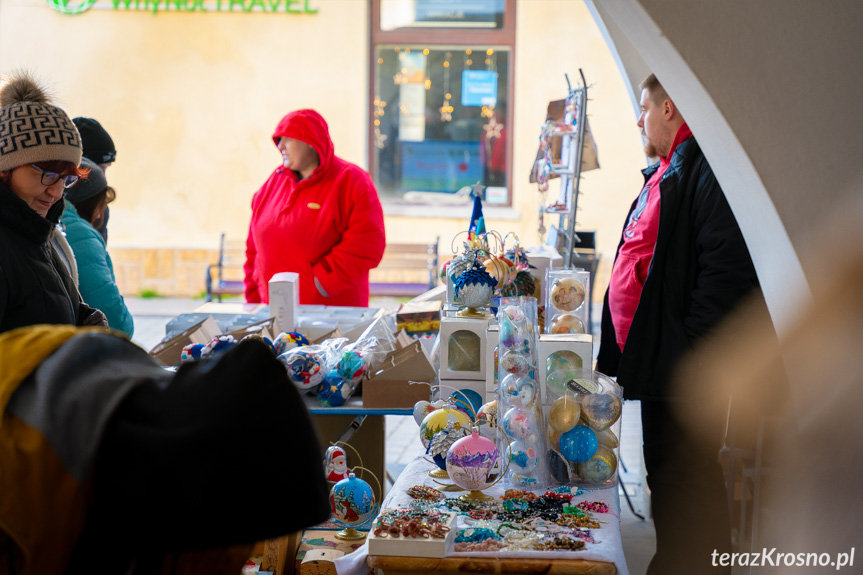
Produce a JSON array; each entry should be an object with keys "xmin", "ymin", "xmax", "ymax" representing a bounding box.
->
[{"xmin": 0, "ymin": 70, "xmax": 81, "ymax": 172}]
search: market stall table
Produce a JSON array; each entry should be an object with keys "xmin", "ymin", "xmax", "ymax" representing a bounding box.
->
[{"xmin": 335, "ymin": 456, "xmax": 627, "ymax": 575}]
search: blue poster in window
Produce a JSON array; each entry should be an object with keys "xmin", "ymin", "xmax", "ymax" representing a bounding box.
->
[
  {"xmin": 461, "ymin": 70, "xmax": 498, "ymax": 107},
  {"xmin": 400, "ymin": 140, "xmax": 482, "ymax": 193}
]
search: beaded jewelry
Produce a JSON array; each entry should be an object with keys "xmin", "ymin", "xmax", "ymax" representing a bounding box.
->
[
  {"xmin": 373, "ymin": 516, "xmax": 451, "ymax": 539},
  {"xmin": 557, "ymin": 515, "xmax": 600, "ymax": 529},
  {"xmin": 576, "ymin": 501, "xmax": 609, "ymax": 514},
  {"xmin": 454, "ymin": 539, "xmax": 507, "ymax": 552},
  {"xmin": 536, "ymin": 535, "xmax": 586, "ymax": 552},
  {"xmin": 502, "ymin": 529, "xmax": 543, "ymax": 550},
  {"xmin": 502, "ymin": 498, "xmax": 530, "ymax": 512},
  {"xmin": 455, "ymin": 527, "xmax": 500, "ymax": 543},
  {"xmin": 407, "ymin": 485, "xmax": 443, "ymax": 500},
  {"xmin": 503, "ymin": 488, "xmax": 538, "ymax": 502},
  {"xmin": 561, "ymin": 506, "xmax": 590, "ymax": 518}
]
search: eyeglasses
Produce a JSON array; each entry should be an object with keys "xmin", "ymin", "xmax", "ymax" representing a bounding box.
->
[{"xmin": 29, "ymin": 164, "xmax": 80, "ymax": 188}]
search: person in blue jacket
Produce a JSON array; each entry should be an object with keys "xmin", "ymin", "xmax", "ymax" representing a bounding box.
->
[{"xmin": 62, "ymin": 157, "xmax": 134, "ymax": 336}]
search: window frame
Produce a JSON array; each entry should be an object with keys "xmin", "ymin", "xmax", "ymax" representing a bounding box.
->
[{"xmin": 369, "ymin": 0, "xmax": 517, "ymax": 208}]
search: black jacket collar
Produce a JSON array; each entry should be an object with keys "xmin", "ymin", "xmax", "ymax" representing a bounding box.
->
[{"xmin": 0, "ymin": 179, "xmax": 64, "ymax": 244}]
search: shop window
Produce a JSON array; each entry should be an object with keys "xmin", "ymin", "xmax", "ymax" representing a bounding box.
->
[{"xmin": 371, "ymin": 0, "xmax": 515, "ymax": 207}]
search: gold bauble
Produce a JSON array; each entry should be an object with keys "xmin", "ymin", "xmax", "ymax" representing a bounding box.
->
[
  {"xmin": 548, "ymin": 394, "xmax": 581, "ymax": 433},
  {"xmin": 547, "ymin": 428, "xmax": 562, "ymax": 450},
  {"xmin": 577, "ymin": 445, "xmax": 618, "ymax": 484},
  {"xmin": 550, "ymin": 313, "xmax": 586, "ymax": 334},
  {"xmin": 580, "ymin": 393, "xmax": 622, "ymax": 432},
  {"xmin": 597, "ymin": 427, "xmax": 619, "ymax": 449}
]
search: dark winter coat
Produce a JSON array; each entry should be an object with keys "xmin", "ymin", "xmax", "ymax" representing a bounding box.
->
[
  {"xmin": 0, "ymin": 326, "xmax": 331, "ymax": 573},
  {"xmin": 0, "ymin": 180, "xmax": 86, "ymax": 334},
  {"xmin": 596, "ymin": 136, "xmax": 760, "ymax": 400}
]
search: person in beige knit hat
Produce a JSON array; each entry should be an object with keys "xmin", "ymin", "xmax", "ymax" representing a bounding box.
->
[{"xmin": 0, "ymin": 70, "xmax": 107, "ymax": 333}]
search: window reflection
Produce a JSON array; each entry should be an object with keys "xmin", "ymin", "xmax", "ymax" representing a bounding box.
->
[{"xmin": 373, "ymin": 46, "xmax": 509, "ymax": 204}]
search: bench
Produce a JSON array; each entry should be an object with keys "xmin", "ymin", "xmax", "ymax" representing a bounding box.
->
[
  {"xmin": 205, "ymin": 233, "xmax": 245, "ymax": 302},
  {"xmin": 369, "ymin": 238, "xmax": 439, "ymax": 298},
  {"xmin": 205, "ymin": 234, "xmax": 441, "ymax": 302}
]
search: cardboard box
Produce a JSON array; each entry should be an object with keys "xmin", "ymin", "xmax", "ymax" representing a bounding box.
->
[
  {"xmin": 269, "ymin": 272, "xmax": 300, "ymax": 334},
  {"xmin": 396, "ymin": 300, "xmax": 442, "ymax": 335},
  {"xmin": 148, "ymin": 316, "xmax": 221, "ymax": 366},
  {"xmin": 223, "ymin": 317, "xmax": 276, "ymax": 342},
  {"xmin": 363, "ymin": 340, "xmax": 435, "ymax": 409}
]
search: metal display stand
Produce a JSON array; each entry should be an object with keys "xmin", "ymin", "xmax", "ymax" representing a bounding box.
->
[{"xmin": 548, "ymin": 71, "xmax": 589, "ymax": 268}]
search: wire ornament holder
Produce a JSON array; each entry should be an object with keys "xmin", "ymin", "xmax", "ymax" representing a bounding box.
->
[
  {"xmin": 422, "ymin": 383, "xmax": 512, "ymax": 499},
  {"xmin": 332, "ymin": 465, "xmax": 382, "ymax": 541}
]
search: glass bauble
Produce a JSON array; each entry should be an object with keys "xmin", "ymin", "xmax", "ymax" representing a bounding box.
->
[
  {"xmin": 559, "ymin": 424, "xmax": 598, "ymax": 463},
  {"xmin": 419, "ymin": 407, "xmax": 471, "ymax": 449},
  {"xmin": 329, "ymin": 472, "xmax": 376, "ymax": 526},
  {"xmin": 446, "ymin": 428, "xmax": 501, "ymax": 491}
]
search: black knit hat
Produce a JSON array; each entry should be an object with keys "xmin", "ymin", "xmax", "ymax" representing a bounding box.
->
[
  {"xmin": 73, "ymin": 117, "xmax": 116, "ymax": 164},
  {"xmin": 65, "ymin": 157, "xmax": 107, "ymax": 204}
]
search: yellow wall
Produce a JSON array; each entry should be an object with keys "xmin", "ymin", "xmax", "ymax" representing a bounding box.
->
[{"xmin": 0, "ymin": 0, "xmax": 645, "ymax": 297}]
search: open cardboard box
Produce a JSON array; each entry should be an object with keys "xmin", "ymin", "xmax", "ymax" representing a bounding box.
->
[
  {"xmin": 148, "ymin": 316, "xmax": 221, "ymax": 366},
  {"xmin": 223, "ymin": 317, "xmax": 276, "ymax": 342},
  {"xmin": 363, "ymin": 339, "xmax": 435, "ymax": 409}
]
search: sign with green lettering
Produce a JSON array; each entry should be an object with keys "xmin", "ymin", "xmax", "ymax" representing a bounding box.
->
[{"xmin": 48, "ymin": 0, "xmax": 316, "ymax": 14}]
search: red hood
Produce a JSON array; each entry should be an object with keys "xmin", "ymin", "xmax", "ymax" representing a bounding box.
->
[{"xmin": 272, "ymin": 109, "xmax": 335, "ymax": 175}]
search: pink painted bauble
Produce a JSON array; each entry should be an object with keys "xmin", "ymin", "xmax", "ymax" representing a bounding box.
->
[{"xmin": 446, "ymin": 427, "xmax": 501, "ymax": 491}]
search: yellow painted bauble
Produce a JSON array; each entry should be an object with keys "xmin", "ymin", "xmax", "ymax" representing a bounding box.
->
[
  {"xmin": 419, "ymin": 407, "xmax": 472, "ymax": 449},
  {"xmin": 548, "ymin": 394, "xmax": 581, "ymax": 433}
]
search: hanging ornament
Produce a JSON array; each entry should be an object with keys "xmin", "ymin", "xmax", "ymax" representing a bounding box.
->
[
  {"xmin": 446, "ymin": 427, "xmax": 502, "ymax": 499},
  {"xmin": 501, "ymin": 270, "xmax": 536, "ymax": 298},
  {"xmin": 419, "ymin": 406, "xmax": 472, "ymax": 449},
  {"xmin": 440, "ymin": 51, "xmax": 453, "ymax": 122},
  {"xmin": 427, "ymin": 421, "xmax": 469, "ymax": 471},
  {"xmin": 329, "ymin": 471, "xmax": 378, "ymax": 540}
]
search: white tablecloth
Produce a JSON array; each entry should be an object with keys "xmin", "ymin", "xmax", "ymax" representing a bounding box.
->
[{"xmin": 335, "ymin": 455, "xmax": 629, "ymax": 575}]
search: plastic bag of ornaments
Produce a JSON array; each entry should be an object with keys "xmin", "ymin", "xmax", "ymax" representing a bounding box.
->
[
  {"xmin": 545, "ymin": 269, "xmax": 590, "ymax": 335},
  {"xmin": 544, "ymin": 368, "xmax": 622, "ymax": 488},
  {"xmin": 277, "ymin": 336, "xmax": 347, "ymax": 394},
  {"xmin": 496, "ymin": 296, "xmax": 550, "ymax": 489},
  {"xmin": 316, "ymin": 318, "xmax": 397, "ymax": 408}
]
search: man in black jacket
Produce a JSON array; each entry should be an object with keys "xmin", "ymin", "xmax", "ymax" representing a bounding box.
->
[{"xmin": 597, "ymin": 75, "xmax": 760, "ymax": 574}]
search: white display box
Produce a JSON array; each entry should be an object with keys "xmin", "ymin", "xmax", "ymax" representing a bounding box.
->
[
  {"xmin": 525, "ymin": 245, "xmax": 562, "ymax": 300},
  {"xmin": 538, "ymin": 333, "xmax": 593, "ymax": 404},
  {"xmin": 367, "ymin": 511, "xmax": 456, "ymax": 558},
  {"xmin": 439, "ymin": 315, "xmax": 491, "ymax": 381},
  {"xmin": 268, "ymin": 272, "xmax": 299, "ymax": 334},
  {"xmin": 485, "ymin": 325, "xmax": 500, "ymax": 396}
]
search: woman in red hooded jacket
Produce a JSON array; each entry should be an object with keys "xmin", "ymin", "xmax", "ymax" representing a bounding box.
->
[{"xmin": 244, "ymin": 109, "xmax": 386, "ymax": 307}]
